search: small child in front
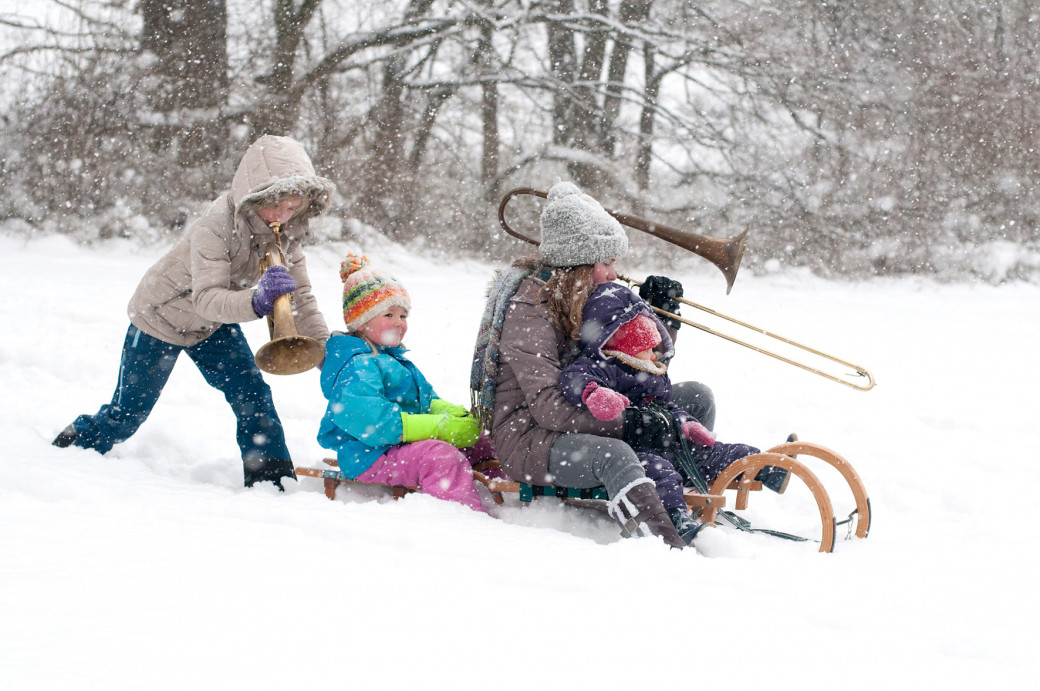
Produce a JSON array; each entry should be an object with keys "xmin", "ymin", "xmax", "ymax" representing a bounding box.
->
[
  {"xmin": 560, "ymin": 282, "xmax": 786, "ymax": 544},
  {"xmin": 317, "ymin": 255, "xmax": 491, "ymax": 513}
]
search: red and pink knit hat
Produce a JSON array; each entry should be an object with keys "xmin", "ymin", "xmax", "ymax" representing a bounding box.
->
[
  {"xmin": 340, "ymin": 254, "xmax": 411, "ymax": 331},
  {"xmin": 603, "ymin": 313, "xmax": 661, "ymax": 357}
]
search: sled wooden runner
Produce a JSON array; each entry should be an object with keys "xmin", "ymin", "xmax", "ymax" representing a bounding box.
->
[
  {"xmin": 294, "ymin": 441, "xmax": 870, "ymax": 553},
  {"xmin": 294, "ymin": 459, "xmax": 511, "ymax": 503},
  {"xmin": 700, "ymin": 442, "xmax": 872, "ymax": 552}
]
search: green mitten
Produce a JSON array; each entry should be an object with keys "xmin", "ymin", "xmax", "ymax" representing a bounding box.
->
[
  {"xmin": 400, "ymin": 413, "xmax": 447, "ymax": 443},
  {"xmin": 429, "ymin": 398, "xmax": 470, "ymax": 417},
  {"xmin": 400, "ymin": 412, "xmax": 480, "ymax": 448},
  {"xmin": 436, "ymin": 415, "xmax": 480, "ymax": 448}
]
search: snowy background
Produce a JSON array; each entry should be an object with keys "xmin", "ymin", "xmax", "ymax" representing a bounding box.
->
[{"xmin": 2, "ymin": 227, "xmax": 1039, "ymax": 689}]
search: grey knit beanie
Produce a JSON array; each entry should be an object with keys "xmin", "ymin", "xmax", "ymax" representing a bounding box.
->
[{"xmin": 538, "ymin": 182, "xmax": 628, "ymax": 267}]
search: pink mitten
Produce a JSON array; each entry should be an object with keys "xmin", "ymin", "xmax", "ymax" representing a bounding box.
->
[
  {"xmin": 682, "ymin": 419, "xmax": 716, "ymax": 447},
  {"xmin": 581, "ymin": 382, "xmax": 630, "ymax": 421}
]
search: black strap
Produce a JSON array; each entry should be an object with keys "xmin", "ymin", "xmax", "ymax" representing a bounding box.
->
[{"xmin": 671, "ymin": 420, "xmax": 711, "ymax": 494}]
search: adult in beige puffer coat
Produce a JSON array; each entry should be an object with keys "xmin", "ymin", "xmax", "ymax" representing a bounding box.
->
[{"xmin": 53, "ymin": 135, "xmax": 336, "ymax": 489}]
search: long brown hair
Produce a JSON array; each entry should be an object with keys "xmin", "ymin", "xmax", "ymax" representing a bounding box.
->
[
  {"xmin": 511, "ymin": 257, "xmax": 597, "ymax": 340},
  {"xmin": 544, "ymin": 265, "xmax": 597, "ymax": 340}
]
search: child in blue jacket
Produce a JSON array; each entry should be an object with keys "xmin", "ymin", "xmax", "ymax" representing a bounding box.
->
[{"xmin": 317, "ymin": 255, "xmax": 493, "ymax": 513}]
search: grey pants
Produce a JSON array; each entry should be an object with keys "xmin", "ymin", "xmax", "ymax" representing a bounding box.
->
[{"xmin": 547, "ymin": 379, "xmax": 716, "ymax": 499}]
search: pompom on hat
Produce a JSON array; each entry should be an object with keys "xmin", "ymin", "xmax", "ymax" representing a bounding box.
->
[
  {"xmin": 538, "ymin": 181, "xmax": 628, "ymax": 267},
  {"xmin": 340, "ymin": 254, "xmax": 411, "ymax": 331}
]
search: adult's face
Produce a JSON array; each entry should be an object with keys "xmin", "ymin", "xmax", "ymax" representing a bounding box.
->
[{"xmin": 592, "ymin": 258, "xmax": 617, "ymax": 285}]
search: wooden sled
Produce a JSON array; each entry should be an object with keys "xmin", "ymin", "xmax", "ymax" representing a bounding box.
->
[
  {"xmin": 701, "ymin": 441, "xmax": 872, "ymax": 552},
  {"xmin": 294, "ymin": 459, "xmax": 511, "ymax": 503},
  {"xmin": 294, "ymin": 440, "xmax": 870, "ymax": 553}
]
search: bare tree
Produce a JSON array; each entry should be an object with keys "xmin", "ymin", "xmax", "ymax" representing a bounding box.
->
[{"xmin": 2, "ymin": 0, "xmax": 1037, "ymax": 280}]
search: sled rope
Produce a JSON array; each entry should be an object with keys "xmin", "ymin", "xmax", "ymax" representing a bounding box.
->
[
  {"xmin": 671, "ymin": 422, "xmax": 711, "ymax": 495},
  {"xmin": 715, "ymin": 509, "xmax": 813, "ymax": 543}
]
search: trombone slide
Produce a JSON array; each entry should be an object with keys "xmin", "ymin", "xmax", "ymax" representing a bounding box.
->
[{"xmin": 619, "ymin": 274, "xmax": 875, "ymax": 392}]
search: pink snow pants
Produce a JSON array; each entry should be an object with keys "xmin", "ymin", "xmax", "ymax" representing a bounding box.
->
[{"xmin": 356, "ymin": 439, "xmax": 489, "ymax": 513}]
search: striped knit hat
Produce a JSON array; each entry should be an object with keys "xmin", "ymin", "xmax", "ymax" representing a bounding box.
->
[{"xmin": 340, "ymin": 254, "xmax": 411, "ymax": 331}]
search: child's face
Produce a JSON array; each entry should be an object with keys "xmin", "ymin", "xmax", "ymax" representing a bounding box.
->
[
  {"xmin": 257, "ymin": 195, "xmax": 306, "ymax": 227},
  {"xmin": 358, "ymin": 305, "xmax": 409, "ymax": 347},
  {"xmin": 592, "ymin": 258, "xmax": 617, "ymax": 285},
  {"xmin": 631, "ymin": 348, "xmax": 656, "ymax": 362}
]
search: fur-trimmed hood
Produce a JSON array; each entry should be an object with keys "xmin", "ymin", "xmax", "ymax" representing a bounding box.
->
[
  {"xmin": 578, "ymin": 283, "xmax": 674, "ymax": 365},
  {"xmin": 230, "ymin": 135, "xmax": 337, "ymax": 247}
]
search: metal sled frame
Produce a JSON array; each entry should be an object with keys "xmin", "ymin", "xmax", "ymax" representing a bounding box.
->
[{"xmin": 294, "ymin": 441, "xmax": 870, "ymax": 553}]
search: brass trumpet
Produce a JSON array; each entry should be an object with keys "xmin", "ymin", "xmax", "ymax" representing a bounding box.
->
[
  {"xmin": 253, "ymin": 222, "xmax": 325, "ymax": 375},
  {"xmin": 498, "ymin": 187, "xmax": 875, "ymax": 392}
]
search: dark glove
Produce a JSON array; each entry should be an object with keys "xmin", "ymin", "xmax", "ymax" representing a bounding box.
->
[
  {"xmin": 622, "ymin": 404, "xmax": 677, "ymax": 450},
  {"xmin": 252, "ymin": 265, "xmax": 297, "ymax": 317},
  {"xmin": 639, "ymin": 275, "xmax": 683, "ymax": 330}
]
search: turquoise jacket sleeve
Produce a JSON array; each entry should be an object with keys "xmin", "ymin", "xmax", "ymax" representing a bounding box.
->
[{"xmin": 326, "ymin": 359, "xmax": 406, "ymax": 446}]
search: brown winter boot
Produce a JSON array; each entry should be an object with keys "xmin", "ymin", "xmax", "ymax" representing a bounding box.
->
[{"xmin": 606, "ymin": 478, "xmax": 686, "ymax": 549}]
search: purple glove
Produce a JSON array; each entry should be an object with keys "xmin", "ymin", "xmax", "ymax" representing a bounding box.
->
[
  {"xmin": 581, "ymin": 381, "xmax": 630, "ymax": 421},
  {"xmin": 682, "ymin": 419, "xmax": 716, "ymax": 447},
  {"xmin": 252, "ymin": 265, "xmax": 297, "ymax": 317}
]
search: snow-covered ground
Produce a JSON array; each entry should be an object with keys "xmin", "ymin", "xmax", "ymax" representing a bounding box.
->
[{"xmin": 2, "ymin": 229, "xmax": 1038, "ymax": 689}]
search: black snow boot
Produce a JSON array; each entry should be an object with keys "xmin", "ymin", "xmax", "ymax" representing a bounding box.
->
[
  {"xmin": 754, "ymin": 433, "xmax": 797, "ymax": 494},
  {"xmin": 667, "ymin": 507, "xmax": 707, "ymax": 545},
  {"xmin": 243, "ymin": 457, "xmax": 297, "ymax": 491},
  {"xmin": 754, "ymin": 465, "xmax": 791, "ymax": 494},
  {"xmin": 607, "ymin": 478, "xmax": 686, "ymax": 549},
  {"xmin": 52, "ymin": 424, "xmax": 80, "ymax": 448}
]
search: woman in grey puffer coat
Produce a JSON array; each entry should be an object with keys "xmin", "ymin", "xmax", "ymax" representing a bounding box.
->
[
  {"xmin": 471, "ymin": 182, "xmax": 716, "ymax": 549},
  {"xmin": 53, "ymin": 135, "xmax": 335, "ymax": 489}
]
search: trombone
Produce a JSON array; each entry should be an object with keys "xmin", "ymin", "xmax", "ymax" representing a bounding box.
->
[
  {"xmin": 619, "ymin": 274, "xmax": 876, "ymax": 391},
  {"xmin": 498, "ymin": 187, "xmax": 875, "ymax": 392}
]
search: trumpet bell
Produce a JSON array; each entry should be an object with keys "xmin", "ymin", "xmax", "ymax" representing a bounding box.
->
[
  {"xmin": 253, "ymin": 221, "xmax": 325, "ymax": 375},
  {"xmin": 255, "ymin": 335, "xmax": 325, "ymax": 376}
]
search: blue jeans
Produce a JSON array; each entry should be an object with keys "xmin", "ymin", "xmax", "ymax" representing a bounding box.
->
[{"xmin": 70, "ymin": 323, "xmax": 290, "ymax": 462}]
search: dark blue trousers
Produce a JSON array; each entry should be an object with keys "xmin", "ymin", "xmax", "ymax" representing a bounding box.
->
[{"xmin": 71, "ymin": 323, "xmax": 290, "ymax": 462}]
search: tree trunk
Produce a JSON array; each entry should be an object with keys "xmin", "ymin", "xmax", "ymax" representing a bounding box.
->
[
  {"xmin": 250, "ymin": 0, "xmax": 323, "ymax": 137},
  {"xmin": 602, "ymin": 0, "xmax": 652, "ymax": 156},
  {"xmin": 547, "ymin": 0, "xmax": 579, "ymax": 148},
  {"xmin": 635, "ymin": 42, "xmax": 660, "ymax": 191},
  {"xmin": 140, "ymin": 0, "xmax": 229, "ymax": 164},
  {"xmin": 477, "ymin": 19, "xmax": 500, "ymax": 201}
]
